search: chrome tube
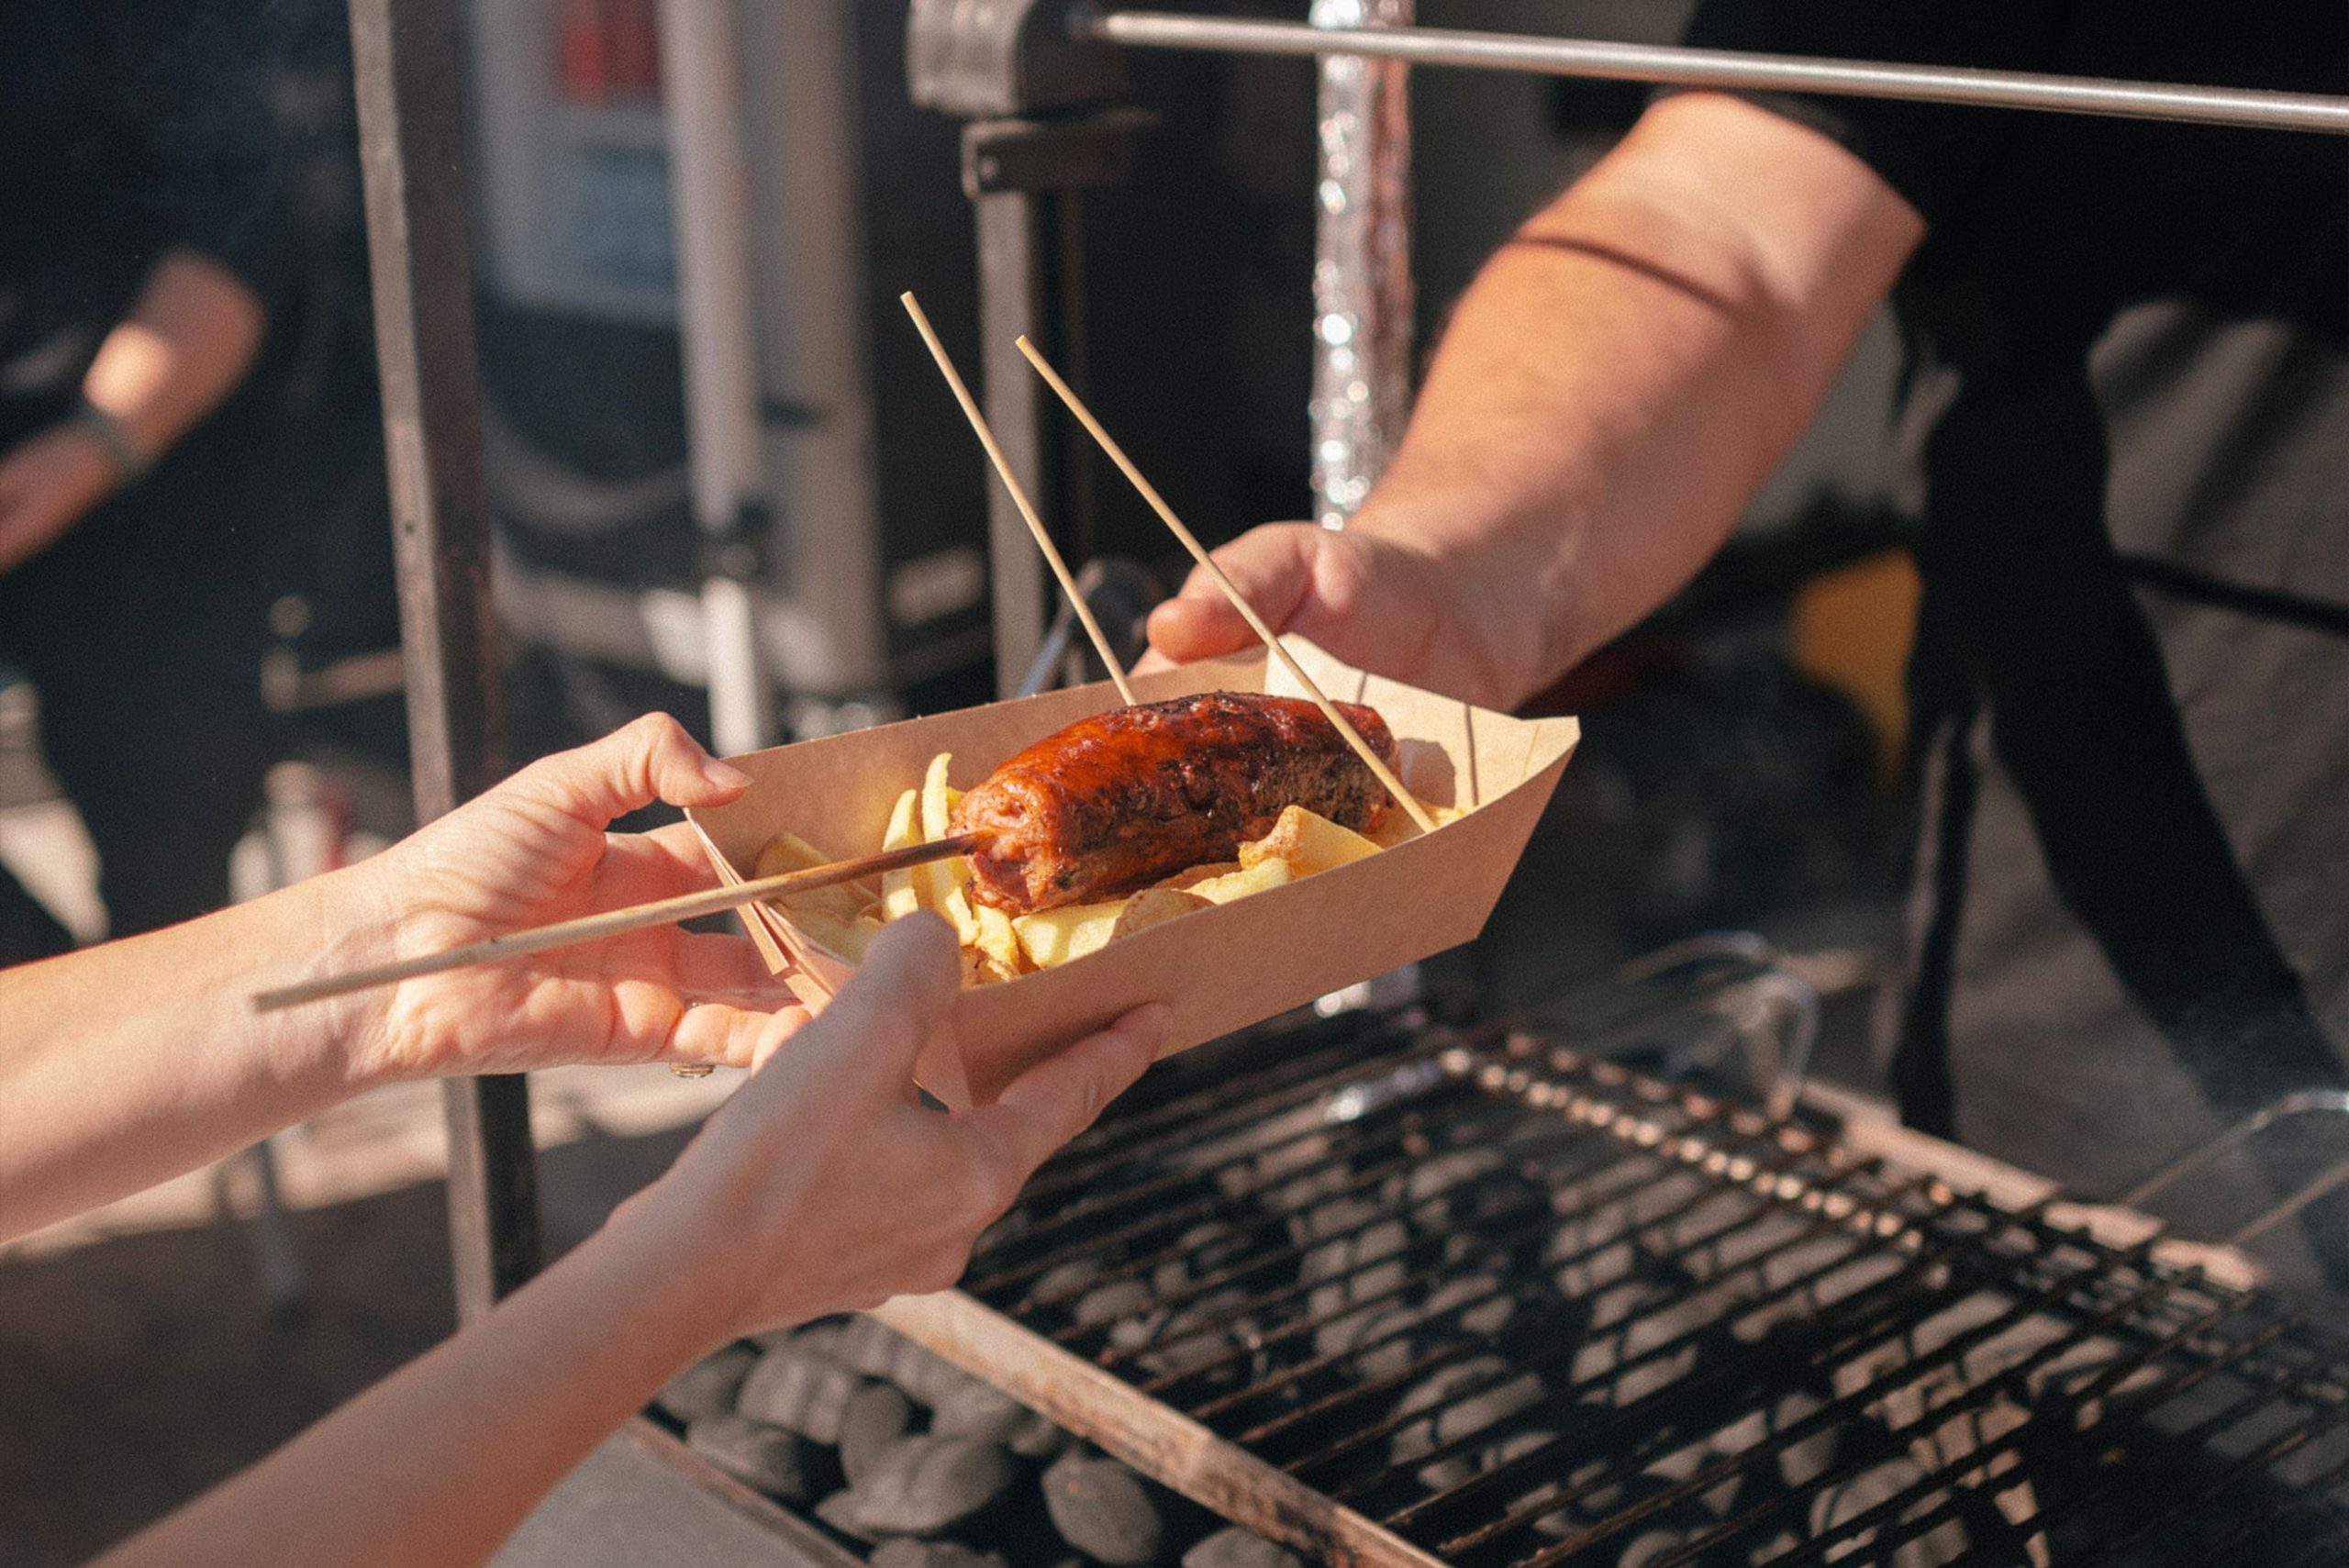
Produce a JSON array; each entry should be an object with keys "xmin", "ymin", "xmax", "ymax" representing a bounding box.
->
[
  {"xmin": 1096, "ymin": 13, "xmax": 2349, "ymax": 135},
  {"xmin": 1308, "ymin": 0, "xmax": 1415, "ymax": 528}
]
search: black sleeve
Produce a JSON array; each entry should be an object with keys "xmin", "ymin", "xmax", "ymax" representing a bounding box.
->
[
  {"xmin": 1673, "ymin": 1, "xmax": 2067, "ymax": 231},
  {"xmin": 110, "ymin": 0, "xmax": 292, "ymax": 306}
]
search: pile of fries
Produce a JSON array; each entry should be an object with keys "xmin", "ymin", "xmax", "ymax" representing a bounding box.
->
[{"xmin": 752, "ymin": 750, "xmax": 1452, "ymax": 985}]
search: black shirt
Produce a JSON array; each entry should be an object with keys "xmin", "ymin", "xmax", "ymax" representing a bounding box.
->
[
  {"xmin": 0, "ymin": 0, "xmax": 284, "ymax": 439},
  {"xmin": 1681, "ymin": 3, "xmax": 2349, "ymax": 1230}
]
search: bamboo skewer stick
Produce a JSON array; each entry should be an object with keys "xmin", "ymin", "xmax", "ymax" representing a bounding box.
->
[
  {"xmin": 899, "ymin": 292, "xmax": 1139, "ymax": 706},
  {"xmin": 251, "ymin": 835, "xmax": 980, "ymax": 1013},
  {"xmin": 1014, "ymin": 336, "xmax": 1441, "ymax": 834}
]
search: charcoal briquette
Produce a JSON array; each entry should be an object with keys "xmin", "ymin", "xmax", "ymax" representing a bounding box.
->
[
  {"xmin": 656, "ymin": 1342, "xmax": 756, "ymax": 1423},
  {"xmin": 1028, "ymin": 1257, "xmax": 1108, "ymax": 1308},
  {"xmin": 1136, "ymin": 1289, "xmax": 1261, "ymax": 1384},
  {"xmin": 1181, "ymin": 1526, "xmax": 1306, "ymax": 1568},
  {"xmin": 792, "ymin": 1318, "xmax": 853, "ymax": 1360},
  {"xmin": 835, "ymin": 1315, "xmax": 914, "ymax": 1379},
  {"xmin": 871, "ymin": 1539, "xmax": 1012, "ymax": 1568},
  {"xmin": 1152, "ymin": 1220, "xmax": 1250, "ymax": 1296},
  {"xmin": 1042, "ymin": 1453, "xmax": 1198, "ymax": 1566},
  {"xmin": 851, "ymin": 1435, "xmax": 1021, "ymax": 1537},
  {"xmin": 1422, "ymin": 1273, "xmax": 1516, "ymax": 1336},
  {"xmin": 1074, "ymin": 1278, "xmax": 1157, "ymax": 1328},
  {"xmin": 840, "ymin": 1381, "xmax": 917, "ymax": 1485},
  {"xmin": 814, "ymin": 1485, "xmax": 876, "ymax": 1542},
  {"xmin": 1007, "ymin": 1411, "xmax": 1075, "ymax": 1461},
  {"xmin": 736, "ymin": 1342, "xmax": 867, "ymax": 1443},
  {"xmin": 929, "ymin": 1377, "xmax": 1029, "ymax": 1441},
  {"xmin": 1313, "ymin": 1302, "xmax": 1421, "ymax": 1384},
  {"xmin": 1389, "ymin": 1356, "xmax": 1548, "ymax": 1487},
  {"xmin": 1286, "ymin": 1195, "xmax": 1381, "ymax": 1250},
  {"xmin": 686, "ymin": 1413, "xmax": 821, "ymax": 1504}
]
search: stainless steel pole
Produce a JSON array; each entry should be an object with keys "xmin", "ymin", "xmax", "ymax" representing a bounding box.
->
[
  {"xmin": 1095, "ymin": 13, "xmax": 2349, "ymax": 135},
  {"xmin": 1308, "ymin": 0, "xmax": 1414, "ymax": 529}
]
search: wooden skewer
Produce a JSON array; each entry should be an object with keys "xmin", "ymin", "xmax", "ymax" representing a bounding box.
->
[
  {"xmin": 251, "ymin": 835, "xmax": 980, "ymax": 1013},
  {"xmin": 1014, "ymin": 336, "xmax": 1442, "ymax": 834},
  {"xmin": 899, "ymin": 292, "xmax": 1138, "ymax": 706}
]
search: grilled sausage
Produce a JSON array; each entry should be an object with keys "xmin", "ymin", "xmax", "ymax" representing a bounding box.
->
[{"xmin": 952, "ymin": 691, "xmax": 1398, "ymax": 914}]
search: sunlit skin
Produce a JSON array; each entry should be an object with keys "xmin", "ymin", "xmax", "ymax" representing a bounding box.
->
[
  {"xmin": 1142, "ymin": 94, "xmax": 1924, "ymax": 709},
  {"xmin": 2, "ymin": 718, "xmax": 1171, "ymax": 1568},
  {"xmin": 0, "ymin": 250, "xmax": 265, "ymax": 575}
]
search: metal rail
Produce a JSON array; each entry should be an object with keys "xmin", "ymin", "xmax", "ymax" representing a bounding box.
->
[
  {"xmin": 1093, "ymin": 13, "xmax": 2349, "ymax": 135},
  {"xmin": 917, "ymin": 989, "xmax": 2349, "ymax": 1566}
]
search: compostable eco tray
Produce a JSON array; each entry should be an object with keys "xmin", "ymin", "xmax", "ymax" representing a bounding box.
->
[{"xmin": 688, "ymin": 638, "xmax": 1577, "ymax": 1107}]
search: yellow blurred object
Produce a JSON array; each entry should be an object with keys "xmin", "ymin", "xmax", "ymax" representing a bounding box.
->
[{"xmin": 1790, "ymin": 548, "xmax": 1921, "ymax": 787}]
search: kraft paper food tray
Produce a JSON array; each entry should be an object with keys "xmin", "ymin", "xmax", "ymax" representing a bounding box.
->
[{"xmin": 687, "ymin": 637, "xmax": 1578, "ymax": 1108}]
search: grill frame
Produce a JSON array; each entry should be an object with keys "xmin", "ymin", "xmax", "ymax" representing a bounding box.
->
[{"xmin": 875, "ymin": 995, "xmax": 2349, "ymax": 1568}]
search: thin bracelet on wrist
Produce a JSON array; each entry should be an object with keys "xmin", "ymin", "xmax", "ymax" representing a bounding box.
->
[{"xmin": 67, "ymin": 397, "xmax": 153, "ymax": 489}]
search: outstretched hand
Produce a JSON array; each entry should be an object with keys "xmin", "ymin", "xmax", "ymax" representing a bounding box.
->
[
  {"xmin": 628, "ymin": 914, "xmax": 1170, "ymax": 1336},
  {"xmin": 1141, "ymin": 521, "xmax": 1526, "ymax": 711},
  {"xmin": 338, "ymin": 714, "xmax": 797, "ymax": 1084}
]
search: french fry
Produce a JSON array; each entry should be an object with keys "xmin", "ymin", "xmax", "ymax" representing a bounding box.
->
[
  {"xmin": 918, "ymin": 751, "xmax": 972, "ymax": 918},
  {"xmin": 1184, "ymin": 858, "xmax": 1294, "ymax": 905},
  {"xmin": 1110, "ymin": 886, "xmax": 1209, "ymax": 940},
  {"xmin": 752, "ymin": 830, "xmax": 876, "ymax": 923},
  {"xmin": 1156, "ymin": 861, "xmax": 1241, "ymax": 892},
  {"xmin": 785, "ymin": 906, "xmax": 885, "ymax": 963},
  {"xmin": 1239, "ymin": 805, "xmax": 1380, "ymax": 877},
  {"xmin": 1011, "ymin": 898, "xmax": 1129, "ymax": 969},
  {"xmin": 973, "ymin": 903, "xmax": 1026, "ymax": 974},
  {"xmin": 878, "ymin": 787, "xmax": 922, "ymax": 920}
]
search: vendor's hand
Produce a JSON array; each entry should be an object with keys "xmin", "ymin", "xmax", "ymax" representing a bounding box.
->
[
  {"xmin": 1141, "ymin": 519, "xmax": 1531, "ymax": 711},
  {"xmin": 622, "ymin": 915, "xmax": 1170, "ymax": 1336},
  {"xmin": 0, "ymin": 421, "xmax": 117, "ymax": 576},
  {"xmin": 336, "ymin": 714, "xmax": 794, "ymax": 1084}
]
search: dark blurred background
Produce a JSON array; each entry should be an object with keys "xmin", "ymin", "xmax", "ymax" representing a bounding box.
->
[{"xmin": 0, "ymin": 3, "xmax": 1928, "ymax": 1562}]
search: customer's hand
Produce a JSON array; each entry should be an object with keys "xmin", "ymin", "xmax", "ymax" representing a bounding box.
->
[
  {"xmin": 336, "ymin": 714, "xmax": 795, "ymax": 1084},
  {"xmin": 621, "ymin": 914, "xmax": 1170, "ymax": 1336},
  {"xmin": 1141, "ymin": 519, "xmax": 1532, "ymax": 711},
  {"xmin": 0, "ymin": 422, "xmax": 117, "ymax": 576}
]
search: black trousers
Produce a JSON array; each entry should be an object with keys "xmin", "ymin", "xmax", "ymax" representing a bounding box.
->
[{"xmin": 0, "ymin": 397, "xmax": 282, "ymax": 958}]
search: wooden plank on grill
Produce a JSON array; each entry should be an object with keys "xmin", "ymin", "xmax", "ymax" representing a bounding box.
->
[{"xmin": 873, "ymin": 1290, "xmax": 1448, "ymax": 1568}]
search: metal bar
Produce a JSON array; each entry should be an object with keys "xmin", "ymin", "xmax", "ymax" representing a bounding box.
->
[
  {"xmin": 348, "ymin": 0, "xmax": 538, "ymax": 1319},
  {"xmin": 973, "ymin": 1078, "xmax": 1505, "ymax": 1299},
  {"xmin": 874, "ymin": 1289, "xmax": 1453, "ymax": 1568},
  {"xmin": 1640, "ymin": 1260, "xmax": 2190, "ymax": 1568},
  {"xmin": 1058, "ymin": 1111, "xmax": 1577, "ymax": 1342},
  {"xmin": 1317, "ymin": 1162, "xmax": 1911, "ymax": 1498},
  {"xmin": 1490, "ymin": 1240, "xmax": 2159, "ymax": 1566},
  {"xmin": 1093, "ymin": 13, "xmax": 2349, "ymax": 135},
  {"xmin": 1308, "ymin": 0, "xmax": 1414, "ymax": 528},
  {"xmin": 974, "ymin": 184, "xmax": 1054, "ymax": 697},
  {"xmin": 1112, "ymin": 1129, "xmax": 1649, "ymax": 1382}
]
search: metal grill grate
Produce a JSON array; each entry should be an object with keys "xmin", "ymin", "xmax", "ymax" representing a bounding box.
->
[{"xmin": 918, "ymin": 996, "xmax": 2349, "ymax": 1568}]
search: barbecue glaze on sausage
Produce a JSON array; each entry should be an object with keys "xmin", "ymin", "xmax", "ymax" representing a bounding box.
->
[{"xmin": 951, "ymin": 692, "xmax": 1399, "ymax": 914}]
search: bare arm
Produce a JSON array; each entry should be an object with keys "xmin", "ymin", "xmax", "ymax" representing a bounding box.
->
[
  {"xmin": 0, "ymin": 717, "xmax": 788, "ymax": 1242},
  {"xmin": 1148, "ymin": 93, "xmax": 1924, "ymax": 708},
  {"xmin": 0, "ymin": 250, "xmax": 268, "ymax": 574},
  {"xmin": 90, "ymin": 917, "xmax": 1167, "ymax": 1568}
]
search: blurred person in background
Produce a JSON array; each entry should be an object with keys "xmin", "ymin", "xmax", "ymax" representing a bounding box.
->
[
  {"xmin": 0, "ymin": 1, "xmax": 292, "ymax": 961},
  {"xmin": 1150, "ymin": 7, "xmax": 2348, "ymax": 1269}
]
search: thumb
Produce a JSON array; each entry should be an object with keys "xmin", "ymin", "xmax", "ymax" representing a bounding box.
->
[
  {"xmin": 786, "ymin": 913, "xmax": 963, "ymax": 1086},
  {"xmin": 502, "ymin": 712, "xmax": 751, "ymax": 828},
  {"xmin": 965, "ymin": 1001, "xmax": 1170, "ymax": 1188},
  {"xmin": 1146, "ymin": 522, "xmax": 1321, "ymax": 664}
]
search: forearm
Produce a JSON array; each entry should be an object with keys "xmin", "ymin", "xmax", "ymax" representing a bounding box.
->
[
  {"xmin": 1360, "ymin": 94, "xmax": 1921, "ymax": 703},
  {"xmin": 92, "ymin": 1196, "xmax": 730, "ymax": 1568},
  {"xmin": 0, "ymin": 869, "xmax": 384, "ymax": 1240},
  {"xmin": 81, "ymin": 249, "xmax": 267, "ymax": 462}
]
